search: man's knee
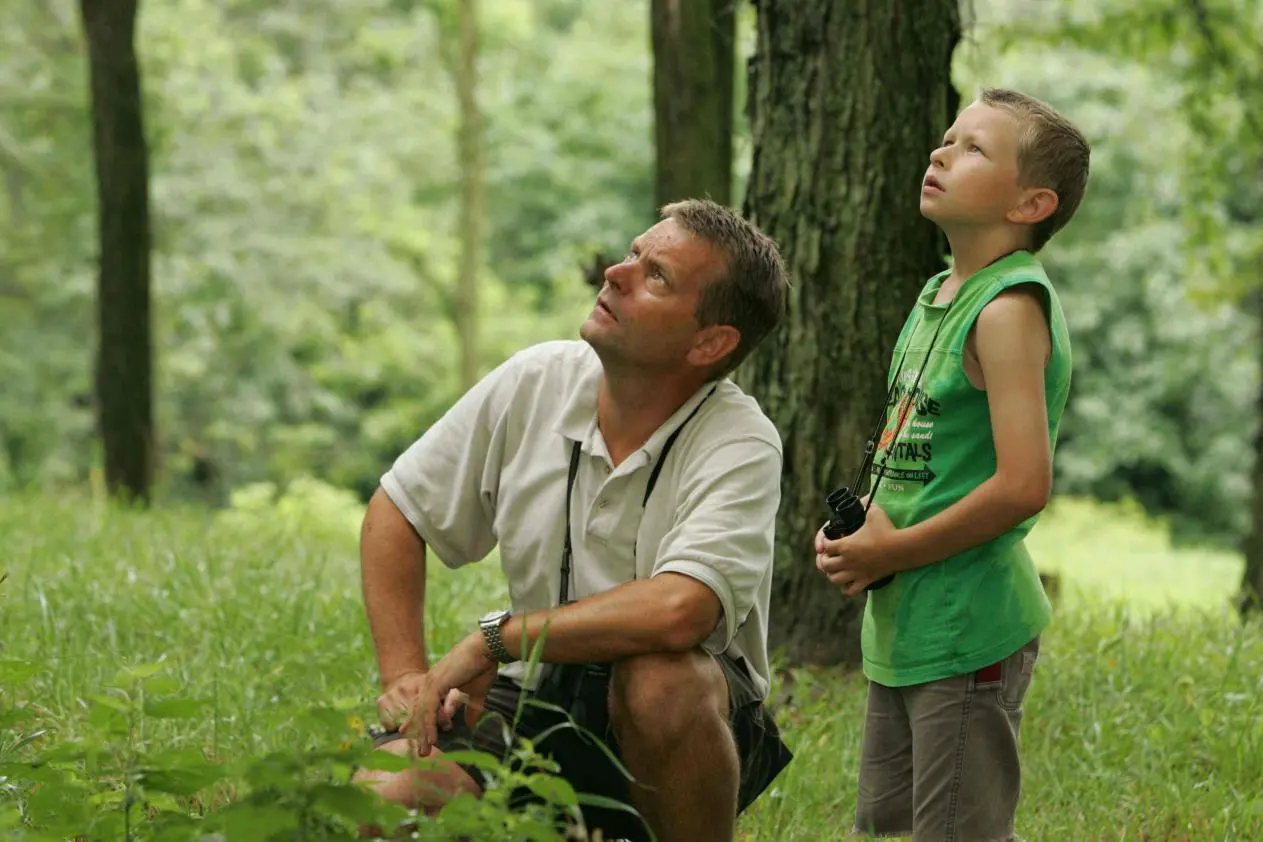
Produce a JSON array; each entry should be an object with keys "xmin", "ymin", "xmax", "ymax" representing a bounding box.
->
[
  {"xmin": 353, "ymin": 738, "xmax": 482, "ymax": 811},
  {"xmin": 609, "ymin": 649, "xmax": 729, "ymax": 745}
]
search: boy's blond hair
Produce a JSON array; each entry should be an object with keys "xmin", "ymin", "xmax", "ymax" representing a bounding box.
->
[{"xmin": 979, "ymin": 87, "xmax": 1091, "ymax": 252}]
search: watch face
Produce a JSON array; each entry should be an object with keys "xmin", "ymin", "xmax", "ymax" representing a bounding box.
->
[{"xmin": 480, "ymin": 609, "xmax": 508, "ymax": 626}]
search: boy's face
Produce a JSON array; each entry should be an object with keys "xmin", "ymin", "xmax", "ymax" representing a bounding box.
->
[{"xmin": 920, "ymin": 101, "xmax": 1050, "ymax": 232}]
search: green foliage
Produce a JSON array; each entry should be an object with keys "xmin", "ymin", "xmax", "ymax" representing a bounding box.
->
[
  {"xmin": 0, "ymin": 494, "xmax": 644, "ymax": 840},
  {"xmin": 1, "ymin": 494, "xmax": 1258, "ymax": 840},
  {"xmin": 0, "ymin": 0, "xmax": 640, "ymax": 505},
  {"xmin": 2, "ymin": 0, "xmax": 1260, "ymax": 547},
  {"xmin": 955, "ymin": 0, "xmax": 1263, "ymax": 546}
]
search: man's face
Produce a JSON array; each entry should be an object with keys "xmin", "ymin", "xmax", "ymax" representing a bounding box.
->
[
  {"xmin": 920, "ymin": 102, "xmax": 1026, "ymax": 228},
  {"xmin": 580, "ymin": 218, "xmax": 725, "ymax": 372}
]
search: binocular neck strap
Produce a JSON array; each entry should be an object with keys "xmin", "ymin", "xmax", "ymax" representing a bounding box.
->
[
  {"xmin": 852, "ymin": 298, "xmax": 955, "ymax": 509},
  {"xmin": 559, "ymin": 385, "xmax": 717, "ymax": 606}
]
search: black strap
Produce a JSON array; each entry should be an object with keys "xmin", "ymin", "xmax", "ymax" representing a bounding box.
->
[
  {"xmin": 851, "ymin": 298, "xmax": 955, "ymax": 513},
  {"xmin": 560, "ymin": 440, "xmax": 582, "ymax": 605},
  {"xmin": 559, "ymin": 385, "xmax": 716, "ymax": 605},
  {"xmin": 856, "ymin": 251, "xmax": 1020, "ymax": 510}
]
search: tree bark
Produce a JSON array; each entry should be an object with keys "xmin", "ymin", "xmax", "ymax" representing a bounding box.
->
[
  {"xmin": 651, "ymin": 0, "xmax": 736, "ymax": 209},
  {"xmin": 737, "ymin": 0, "xmax": 962, "ymax": 666},
  {"xmin": 1240, "ymin": 289, "xmax": 1263, "ymax": 616},
  {"xmin": 453, "ymin": 0, "xmax": 482, "ymax": 391},
  {"xmin": 81, "ymin": 0, "xmax": 154, "ymax": 505}
]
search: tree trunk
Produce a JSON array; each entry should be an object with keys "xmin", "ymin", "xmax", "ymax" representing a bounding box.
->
[
  {"xmin": 1240, "ymin": 290, "xmax": 1263, "ymax": 616},
  {"xmin": 651, "ymin": 0, "xmax": 736, "ymax": 209},
  {"xmin": 81, "ymin": 0, "xmax": 154, "ymax": 505},
  {"xmin": 453, "ymin": 0, "xmax": 482, "ymax": 391},
  {"xmin": 737, "ymin": 0, "xmax": 961, "ymax": 666}
]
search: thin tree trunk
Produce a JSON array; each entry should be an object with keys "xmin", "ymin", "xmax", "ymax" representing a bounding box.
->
[
  {"xmin": 1240, "ymin": 289, "xmax": 1263, "ymax": 615},
  {"xmin": 737, "ymin": 0, "xmax": 961, "ymax": 666},
  {"xmin": 454, "ymin": 0, "xmax": 482, "ymax": 390},
  {"xmin": 81, "ymin": 0, "xmax": 153, "ymax": 504},
  {"xmin": 651, "ymin": 0, "xmax": 736, "ymax": 209}
]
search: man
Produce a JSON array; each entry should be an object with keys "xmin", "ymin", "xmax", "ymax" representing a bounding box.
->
[{"xmin": 354, "ymin": 198, "xmax": 794, "ymax": 842}]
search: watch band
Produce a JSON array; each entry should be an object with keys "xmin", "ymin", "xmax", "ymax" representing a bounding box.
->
[{"xmin": 479, "ymin": 610, "xmax": 514, "ymax": 664}]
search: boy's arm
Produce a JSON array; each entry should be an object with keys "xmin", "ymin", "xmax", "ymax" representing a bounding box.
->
[{"xmin": 882, "ymin": 285, "xmax": 1053, "ymax": 572}]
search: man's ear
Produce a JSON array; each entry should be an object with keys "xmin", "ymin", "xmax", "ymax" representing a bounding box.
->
[
  {"xmin": 688, "ymin": 325, "xmax": 741, "ymax": 370},
  {"xmin": 1008, "ymin": 186, "xmax": 1059, "ymax": 226}
]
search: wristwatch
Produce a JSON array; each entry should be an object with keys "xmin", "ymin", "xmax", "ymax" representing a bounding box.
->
[{"xmin": 478, "ymin": 609, "xmax": 515, "ymax": 664}]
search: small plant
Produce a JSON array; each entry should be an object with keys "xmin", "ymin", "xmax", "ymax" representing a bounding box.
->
[{"xmin": 0, "ymin": 657, "xmax": 642, "ymax": 841}]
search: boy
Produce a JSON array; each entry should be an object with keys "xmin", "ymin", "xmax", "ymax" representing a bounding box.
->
[{"xmin": 815, "ymin": 88, "xmax": 1091, "ymax": 840}]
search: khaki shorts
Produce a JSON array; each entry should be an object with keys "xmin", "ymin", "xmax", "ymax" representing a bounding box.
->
[{"xmin": 852, "ymin": 636, "xmax": 1041, "ymax": 842}]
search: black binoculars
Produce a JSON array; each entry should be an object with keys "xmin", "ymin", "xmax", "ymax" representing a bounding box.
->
[{"xmin": 823, "ymin": 487, "xmax": 894, "ymax": 591}]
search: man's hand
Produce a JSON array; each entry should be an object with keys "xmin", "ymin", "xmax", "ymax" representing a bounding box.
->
[
  {"xmin": 815, "ymin": 503, "xmax": 901, "ymax": 598},
  {"xmin": 398, "ymin": 633, "xmax": 498, "ymax": 756},
  {"xmin": 377, "ymin": 670, "xmax": 429, "ymax": 731}
]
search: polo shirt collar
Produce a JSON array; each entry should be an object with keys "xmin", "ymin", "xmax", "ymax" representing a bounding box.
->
[{"xmin": 553, "ymin": 359, "xmax": 721, "ymax": 465}]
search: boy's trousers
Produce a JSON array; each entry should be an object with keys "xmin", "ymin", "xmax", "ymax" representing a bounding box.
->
[{"xmin": 852, "ymin": 635, "xmax": 1041, "ymax": 842}]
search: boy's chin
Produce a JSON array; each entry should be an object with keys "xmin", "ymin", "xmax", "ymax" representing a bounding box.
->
[{"xmin": 918, "ymin": 200, "xmax": 946, "ymax": 223}]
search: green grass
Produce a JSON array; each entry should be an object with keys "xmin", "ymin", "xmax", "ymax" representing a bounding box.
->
[
  {"xmin": 1, "ymin": 485, "xmax": 1261, "ymax": 841},
  {"xmin": 1025, "ymin": 496, "xmax": 1245, "ymax": 615}
]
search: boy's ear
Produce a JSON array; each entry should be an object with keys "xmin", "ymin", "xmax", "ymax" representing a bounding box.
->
[{"xmin": 1008, "ymin": 186, "xmax": 1059, "ymax": 227}]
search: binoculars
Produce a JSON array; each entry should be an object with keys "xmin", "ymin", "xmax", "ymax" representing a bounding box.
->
[{"xmin": 823, "ymin": 487, "xmax": 894, "ymax": 591}]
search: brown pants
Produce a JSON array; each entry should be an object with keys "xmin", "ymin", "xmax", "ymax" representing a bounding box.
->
[{"xmin": 852, "ymin": 636, "xmax": 1041, "ymax": 842}]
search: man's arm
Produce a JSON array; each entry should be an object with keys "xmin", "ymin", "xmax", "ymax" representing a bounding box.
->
[
  {"xmin": 360, "ymin": 487, "xmax": 430, "ymax": 689},
  {"xmin": 495, "ymin": 433, "xmax": 779, "ymax": 662},
  {"xmin": 499, "ymin": 573, "xmax": 721, "ymax": 664},
  {"xmin": 883, "ymin": 286, "xmax": 1054, "ymax": 572}
]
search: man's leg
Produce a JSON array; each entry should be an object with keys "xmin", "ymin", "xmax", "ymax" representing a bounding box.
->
[
  {"xmin": 352, "ymin": 739, "xmax": 482, "ymax": 812},
  {"xmin": 352, "ymin": 678, "xmax": 524, "ymax": 814},
  {"xmin": 905, "ymin": 636, "xmax": 1041, "ymax": 842},
  {"xmin": 609, "ymin": 649, "xmax": 739, "ymax": 842}
]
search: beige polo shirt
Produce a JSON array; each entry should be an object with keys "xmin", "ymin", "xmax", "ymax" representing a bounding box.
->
[{"xmin": 381, "ymin": 339, "xmax": 783, "ymax": 699}]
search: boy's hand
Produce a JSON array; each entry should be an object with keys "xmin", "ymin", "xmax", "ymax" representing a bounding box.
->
[{"xmin": 815, "ymin": 503, "xmax": 901, "ymax": 597}]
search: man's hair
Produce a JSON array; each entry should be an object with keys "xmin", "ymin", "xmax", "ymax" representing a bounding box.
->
[
  {"xmin": 659, "ymin": 199, "xmax": 789, "ymax": 378},
  {"xmin": 979, "ymin": 87, "xmax": 1092, "ymax": 252}
]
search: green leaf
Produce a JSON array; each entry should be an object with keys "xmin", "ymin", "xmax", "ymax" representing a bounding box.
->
[
  {"xmin": 523, "ymin": 772, "xmax": 577, "ymax": 807},
  {"xmin": 140, "ymin": 759, "xmax": 228, "ymax": 797},
  {"xmin": 217, "ymin": 803, "xmax": 298, "ymax": 840},
  {"xmin": 510, "ymin": 816, "xmax": 570, "ymax": 842},
  {"xmin": 113, "ymin": 660, "xmax": 167, "ymax": 685},
  {"xmin": 89, "ymin": 692, "xmax": 131, "ymax": 712},
  {"xmin": 0, "ymin": 660, "xmax": 39, "ymax": 685},
  {"xmin": 143, "ymin": 676, "xmax": 185, "ymax": 697},
  {"xmin": 574, "ymin": 791, "xmax": 645, "ymax": 820},
  {"xmin": 0, "ymin": 706, "xmax": 33, "ymax": 729},
  {"xmin": 353, "ymin": 751, "xmax": 413, "ymax": 773},
  {"xmin": 0, "ymin": 761, "xmax": 69, "ymax": 786},
  {"xmin": 296, "ymin": 705, "xmax": 353, "ymax": 736},
  {"xmin": 144, "ymin": 697, "xmax": 209, "ymax": 719},
  {"xmin": 429, "ymin": 748, "xmax": 504, "ymax": 771},
  {"xmin": 85, "ymin": 699, "xmax": 128, "ymax": 734},
  {"xmin": 308, "ymin": 782, "xmax": 382, "ymax": 822}
]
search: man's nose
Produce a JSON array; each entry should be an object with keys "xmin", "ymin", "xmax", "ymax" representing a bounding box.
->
[
  {"xmin": 604, "ymin": 259, "xmax": 631, "ymax": 291},
  {"xmin": 929, "ymin": 146, "xmax": 946, "ymax": 168}
]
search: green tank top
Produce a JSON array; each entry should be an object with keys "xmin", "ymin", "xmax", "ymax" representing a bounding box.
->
[{"xmin": 861, "ymin": 250, "xmax": 1070, "ymax": 687}]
